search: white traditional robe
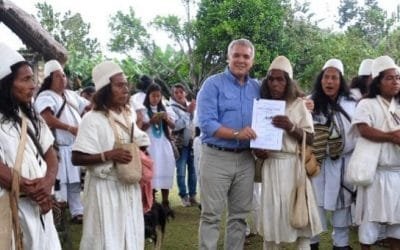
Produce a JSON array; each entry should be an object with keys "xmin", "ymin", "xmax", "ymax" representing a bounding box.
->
[
  {"xmin": 73, "ymin": 109, "xmax": 149, "ymax": 250},
  {"xmin": 352, "ymin": 96, "xmax": 400, "ymax": 225},
  {"xmin": 261, "ymin": 98, "xmax": 322, "ymax": 243},
  {"xmin": 143, "ymin": 106, "xmax": 176, "ymax": 189},
  {"xmin": 311, "ymin": 96, "xmax": 357, "ymax": 211},
  {"xmin": 0, "ymin": 113, "xmax": 61, "ymax": 250},
  {"xmin": 35, "ymin": 89, "xmax": 89, "ymax": 184}
]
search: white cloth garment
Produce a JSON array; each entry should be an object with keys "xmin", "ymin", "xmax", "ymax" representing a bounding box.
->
[
  {"xmin": 73, "ymin": 110, "xmax": 146, "ymax": 250},
  {"xmin": 261, "ymin": 98, "xmax": 321, "ymax": 243},
  {"xmin": 311, "ymin": 96, "xmax": 357, "ymax": 211},
  {"xmin": 143, "ymin": 106, "xmax": 176, "ymax": 189},
  {"xmin": 352, "ymin": 97, "xmax": 400, "ymax": 225},
  {"xmin": 35, "ymin": 89, "xmax": 89, "ymax": 184},
  {"xmin": 0, "ymin": 113, "xmax": 61, "ymax": 250}
]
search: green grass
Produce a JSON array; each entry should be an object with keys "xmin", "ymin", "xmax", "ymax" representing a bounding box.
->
[{"xmin": 64, "ymin": 184, "xmax": 387, "ymax": 250}]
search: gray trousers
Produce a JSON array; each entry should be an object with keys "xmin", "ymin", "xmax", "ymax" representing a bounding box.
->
[{"xmin": 198, "ymin": 145, "xmax": 255, "ymax": 250}]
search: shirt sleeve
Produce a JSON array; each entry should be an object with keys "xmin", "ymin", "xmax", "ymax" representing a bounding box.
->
[
  {"xmin": 73, "ymin": 113, "xmax": 102, "ymax": 154},
  {"xmin": 77, "ymin": 94, "xmax": 90, "ymax": 115},
  {"xmin": 197, "ymin": 78, "xmax": 222, "ymax": 137},
  {"xmin": 352, "ymin": 99, "xmax": 374, "ymax": 127},
  {"xmin": 294, "ymin": 98, "xmax": 314, "ymax": 133},
  {"xmin": 34, "ymin": 93, "xmax": 57, "ymax": 114},
  {"xmin": 39, "ymin": 120, "xmax": 55, "ymax": 153}
]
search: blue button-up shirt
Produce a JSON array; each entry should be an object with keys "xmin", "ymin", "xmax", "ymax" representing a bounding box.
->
[{"xmin": 197, "ymin": 68, "xmax": 260, "ymax": 149}]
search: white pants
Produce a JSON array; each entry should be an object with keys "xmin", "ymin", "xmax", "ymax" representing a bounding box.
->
[
  {"xmin": 359, "ymin": 221, "xmax": 400, "ymax": 244},
  {"xmin": 310, "ymin": 206, "xmax": 351, "ymax": 247},
  {"xmin": 55, "ymin": 182, "xmax": 83, "ymax": 216}
]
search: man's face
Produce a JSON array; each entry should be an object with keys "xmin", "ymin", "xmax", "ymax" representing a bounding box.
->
[
  {"xmin": 227, "ymin": 44, "xmax": 254, "ymax": 81},
  {"xmin": 110, "ymin": 73, "xmax": 129, "ymax": 107}
]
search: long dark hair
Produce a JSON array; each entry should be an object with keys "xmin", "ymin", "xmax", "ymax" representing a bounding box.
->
[
  {"xmin": 0, "ymin": 61, "xmax": 41, "ymax": 136},
  {"xmin": 143, "ymin": 83, "xmax": 171, "ymax": 140},
  {"xmin": 350, "ymin": 75, "xmax": 370, "ymax": 96},
  {"xmin": 311, "ymin": 69, "xmax": 352, "ymax": 116},
  {"xmin": 93, "ymin": 84, "xmax": 112, "ymax": 112},
  {"xmin": 366, "ymin": 71, "xmax": 400, "ymax": 102},
  {"xmin": 36, "ymin": 75, "xmax": 53, "ymax": 97},
  {"xmin": 260, "ymin": 71, "xmax": 300, "ymax": 102}
]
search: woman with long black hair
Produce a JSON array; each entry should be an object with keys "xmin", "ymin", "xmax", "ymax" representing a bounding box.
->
[{"xmin": 310, "ymin": 59, "xmax": 357, "ymax": 250}]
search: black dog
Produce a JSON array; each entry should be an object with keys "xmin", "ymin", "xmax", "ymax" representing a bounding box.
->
[{"xmin": 144, "ymin": 202, "xmax": 168, "ymax": 249}]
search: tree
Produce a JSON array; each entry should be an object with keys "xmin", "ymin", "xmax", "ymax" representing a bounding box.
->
[
  {"xmin": 108, "ymin": 7, "xmax": 193, "ymax": 94},
  {"xmin": 336, "ymin": 0, "xmax": 396, "ymax": 48},
  {"xmin": 35, "ymin": 2, "xmax": 102, "ymax": 86},
  {"xmin": 108, "ymin": 7, "xmax": 150, "ymax": 55},
  {"xmin": 338, "ymin": 0, "xmax": 360, "ymax": 28},
  {"xmin": 194, "ymin": 0, "xmax": 286, "ymax": 83}
]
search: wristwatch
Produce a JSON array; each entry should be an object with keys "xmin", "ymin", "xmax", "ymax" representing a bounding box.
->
[{"xmin": 233, "ymin": 130, "xmax": 240, "ymax": 140}]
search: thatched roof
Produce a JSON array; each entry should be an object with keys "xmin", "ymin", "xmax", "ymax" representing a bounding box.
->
[{"xmin": 0, "ymin": 0, "xmax": 68, "ymax": 64}]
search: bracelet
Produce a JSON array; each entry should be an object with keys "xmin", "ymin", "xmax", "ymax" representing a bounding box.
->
[
  {"xmin": 289, "ymin": 124, "xmax": 296, "ymax": 133},
  {"xmin": 100, "ymin": 152, "xmax": 106, "ymax": 162}
]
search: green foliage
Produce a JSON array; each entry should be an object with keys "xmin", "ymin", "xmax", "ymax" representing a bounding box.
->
[
  {"xmin": 108, "ymin": 7, "xmax": 150, "ymax": 54},
  {"xmin": 108, "ymin": 7, "xmax": 193, "ymax": 93},
  {"xmin": 195, "ymin": 0, "xmax": 285, "ymax": 82},
  {"xmin": 35, "ymin": 3, "xmax": 102, "ymax": 87}
]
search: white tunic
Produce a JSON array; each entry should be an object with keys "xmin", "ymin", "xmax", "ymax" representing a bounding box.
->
[
  {"xmin": 35, "ymin": 89, "xmax": 89, "ymax": 184},
  {"xmin": 0, "ymin": 113, "xmax": 61, "ymax": 250},
  {"xmin": 261, "ymin": 98, "xmax": 321, "ymax": 243},
  {"xmin": 73, "ymin": 110, "xmax": 148, "ymax": 250},
  {"xmin": 311, "ymin": 96, "xmax": 357, "ymax": 210},
  {"xmin": 143, "ymin": 106, "xmax": 176, "ymax": 189},
  {"xmin": 352, "ymin": 97, "xmax": 400, "ymax": 224}
]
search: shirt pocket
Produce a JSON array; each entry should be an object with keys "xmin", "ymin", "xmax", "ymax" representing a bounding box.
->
[{"xmin": 219, "ymin": 90, "xmax": 238, "ymax": 113}]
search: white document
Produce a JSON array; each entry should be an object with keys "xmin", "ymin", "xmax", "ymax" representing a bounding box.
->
[{"xmin": 250, "ymin": 99, "xmax": 286, "ymax": 150}]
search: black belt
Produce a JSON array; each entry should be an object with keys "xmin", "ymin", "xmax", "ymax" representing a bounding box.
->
[{"xmin": 206, "ymin": 144, "xmax": 250, "ymax": 153}]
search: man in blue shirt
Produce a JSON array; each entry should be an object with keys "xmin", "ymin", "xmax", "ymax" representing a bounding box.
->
[{"xmin": 197, "ymin": 38, "xmax": 260, "ymax": 250}]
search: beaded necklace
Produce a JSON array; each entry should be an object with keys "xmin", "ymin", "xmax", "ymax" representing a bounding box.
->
[{"xmin": 148, "ymin": 107, "xmax": 163, "ymax": 138}]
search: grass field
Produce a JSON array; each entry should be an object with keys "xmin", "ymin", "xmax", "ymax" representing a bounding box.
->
[{"xmin": 64, "ymin": 184, "xmax": 387, "ymax": 250}]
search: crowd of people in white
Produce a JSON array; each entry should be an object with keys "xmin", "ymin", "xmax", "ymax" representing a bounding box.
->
[{"xmin": 0, "ymin": 37, "xmax": 399, "ymax": 250}]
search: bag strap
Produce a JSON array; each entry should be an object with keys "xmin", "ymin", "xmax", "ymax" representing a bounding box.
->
[
  {"xmin": 107, "ymin": 110, "xmax": 134, "ymax": 144},
  {"xmin": 55, "ymin": 95, "xmax": 67, "ymax": 119},
  {"xmin": 171, "ymin": 103, "xmax": 188, "ymax": 113},
  {"xmin": 10, "ymin": 116, "xmax": 28, "ymax": 250},
  {"xmin": 377, "ymin": 95, "xmax": 400, "ymax": 129},
  {"xmin": 295, "ymin": 130, "xmax": 307, "ymax": 187}
]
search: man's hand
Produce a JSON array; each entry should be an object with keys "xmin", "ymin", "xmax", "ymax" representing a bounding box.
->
[{"xmin": 236, "ymin": 126, "xmax": 257, "ymax": 140}]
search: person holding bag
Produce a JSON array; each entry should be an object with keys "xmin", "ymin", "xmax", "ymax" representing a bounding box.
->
[
  {"xmin": 72, "ymin": 61, "xmax": 150, "ymax": 250},
  {"xmin": 309, "ymin": 59, "xmax": 357, "ymax": 250},
  {"xmin": 0, "ymin": 43, "xmax": 61, "ymax": 249},
  {"xmin": 351, "ymin": 56, "xmax": 400, "ymax": 250},
  {"xmin": 254, "ymin": 56, "xmax": 321, "ymax": 250}
]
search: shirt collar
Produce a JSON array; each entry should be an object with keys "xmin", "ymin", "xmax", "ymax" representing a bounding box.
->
[{"xmin": 224, "ymin": 67, "xmax": 250, "ymax": 85}]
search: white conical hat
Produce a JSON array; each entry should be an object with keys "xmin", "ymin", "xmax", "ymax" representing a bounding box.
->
[
  {"xmin": 358, "ymin": 59, "xmax": 373, "ymax": 76},
  {"xmin": 268, "ymin": 55, "xmax": 293, "ymax": 79},
  {"xmin": 322, "ymin": 58, "xmax": 344, "ymax": 75},
  {"xmin": 372, "ymin": 55, "xmax": 397, "ymax": 78},
  {"xmin": 92, "ymin": 61, "xmax": 123, "ymax": 90},
  {"xmin": 0, "ymin": 43, "xmax": 25, "ymax": 80},
  {"xmin": 44, "ymin": 59, "xmax": 63, "ymax": 78}
]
